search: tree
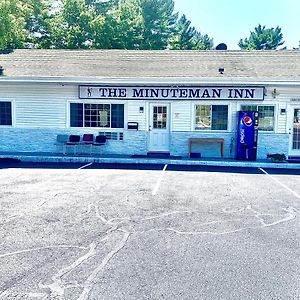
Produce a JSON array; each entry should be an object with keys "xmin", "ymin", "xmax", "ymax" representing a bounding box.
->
[
  {"xmin": 170, "ymin": 14, "xmax": 196, "ymax": 50},
  {"xmin": 238, "ymin": 24, "xmax": 285, "ymax": 50},
  {"xmin": 85, "ymin": 0, "xmax": 120, "ymax": 14},
  {"xmin": 170, "ymin": 14, "xmax": 213, "ymax": 50},
  {"xmin": 0, "ymin": 0, "xmax": 31, "ymax": 50},
  {"xmin": 25, "ymin": 0, "xmax": 53, "ymax": 48},
  {"xmin": 0, "ymin": 0, "xmax": 55, "ymax": 50},
  {"xmin": 192, "ymin": 32, "xmax": 213, "ymax": 50},
  {"xmin": 45, "ymin": 0, "xmax": 96, "ymax": 49},
  {"xmin": 139, "ymin": 0, "xmax": 178, "ymax": 50},
  {"xmin": 105, "ymin": 0, "xmax": 144, "ymax": 49}
]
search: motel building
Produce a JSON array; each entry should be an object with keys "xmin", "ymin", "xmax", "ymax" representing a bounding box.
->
[{"xmin": 0, "ymin": 49, "xmax": 300, "ymax": 163}]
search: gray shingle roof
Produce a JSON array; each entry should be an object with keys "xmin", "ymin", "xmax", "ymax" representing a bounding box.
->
[{"xmin": 0, "ymin": 49, "xmax": 300, "ymax": 80}]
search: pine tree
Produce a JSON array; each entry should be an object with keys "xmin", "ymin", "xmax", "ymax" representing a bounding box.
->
[{"xmin": 239, "ymin": 24, "xmax": 285, "ymax": 50}]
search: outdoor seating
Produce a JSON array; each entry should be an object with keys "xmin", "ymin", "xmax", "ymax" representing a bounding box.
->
[
  {"xmin": 92, "ymin": 135, "xmax": 107, "ymax": 154},
  {"xmin": 55, "ymin": 134, "xmax": 107, "ymax": 156},
  {"xmin": 56, "ymin": 134, "xmax": 69, "ymax": 154},
  {"xmin": 67, "ymin": 134, "xmax": 81, "ymax": 154},
  {"xmin": 81, "ymin": 134, "xmax": 94, "ymax": 155}
]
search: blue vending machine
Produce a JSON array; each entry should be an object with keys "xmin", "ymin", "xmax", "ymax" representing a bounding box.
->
[{"xmin": 236, "ymin": 111, "xmax": 259, "ymax": 161}]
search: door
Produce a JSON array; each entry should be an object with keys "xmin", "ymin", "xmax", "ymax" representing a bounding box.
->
[
  {"xmin": 289, "ymin": 107, "xmax": 300, "ymax": 156},
  {"xmin": 148, "ymin": 103, "xmax": 170, "ymax": 152}
]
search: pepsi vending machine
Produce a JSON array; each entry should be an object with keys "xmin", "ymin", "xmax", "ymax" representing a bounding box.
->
[{"xmin": 236, "ymin": 111, "xmax": 259, "ymax": 161}]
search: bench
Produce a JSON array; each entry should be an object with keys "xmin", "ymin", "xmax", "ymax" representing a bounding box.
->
[{"xmin": 188, "ymin": 138, "xmax": 224, "ymax": 158}]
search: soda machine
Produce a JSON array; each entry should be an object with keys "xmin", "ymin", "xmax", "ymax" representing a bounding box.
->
[{"xmin": 236, "ymin": 111, "xmax": 259, "ymax": 161}]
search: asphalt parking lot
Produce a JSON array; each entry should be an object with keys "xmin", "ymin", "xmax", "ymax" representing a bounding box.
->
[{"xmin": 0, "ymin": 163, "xmax": 299, "ymax": 300}]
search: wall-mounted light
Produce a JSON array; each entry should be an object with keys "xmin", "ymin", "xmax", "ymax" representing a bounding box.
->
[
  {"xmin": 272, "ymin": 88, "xmax": 279, "ymax": 98},
  {"xmin": 218, "ymin": 67, "xmax": 225, "ymax": 74},
  {"xmin": 139, "ymin": 106, "xmax": 144, "ymax": 113}
]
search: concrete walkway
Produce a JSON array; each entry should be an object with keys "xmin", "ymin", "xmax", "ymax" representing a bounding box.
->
[{"xmin": 0, "ymin": 151, "xmax": 299, "ymax": 169}]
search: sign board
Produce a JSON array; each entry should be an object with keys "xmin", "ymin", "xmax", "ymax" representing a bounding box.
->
[{"xmin": 79, "ymin": 85, "xmax": 265, "ymax": 101}]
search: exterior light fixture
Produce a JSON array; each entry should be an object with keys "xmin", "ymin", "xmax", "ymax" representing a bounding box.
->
[
  {"xmin": 272, "ymin": 88, "xmax": 279, "ymax": 98},
  {"xmin": 218, "ymin": 67, "xmax": 224, "ymax": 74}
]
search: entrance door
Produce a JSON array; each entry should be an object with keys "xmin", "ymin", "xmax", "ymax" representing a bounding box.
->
[
  {"xmin": 148, "ymin": 103, "xmax": 170, "ymax": 152},
  {"xmin": 289, "ymin": 107, "xmax": 300, "ymax": 156}
]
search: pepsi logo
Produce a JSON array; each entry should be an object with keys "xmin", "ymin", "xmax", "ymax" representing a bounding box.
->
[{"xmin": 242, "ymin": 116, "xmax": 253, "ymax": 126}]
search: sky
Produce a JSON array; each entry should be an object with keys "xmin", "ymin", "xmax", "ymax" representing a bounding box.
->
[{"xmin": 173, "ymin": 0, "xmax": 300, "ymax": 50}]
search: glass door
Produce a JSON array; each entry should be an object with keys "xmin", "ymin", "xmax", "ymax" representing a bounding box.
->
[{"xmin": 148, "ymin": 103, "xmax": 170, "ymax": 152}]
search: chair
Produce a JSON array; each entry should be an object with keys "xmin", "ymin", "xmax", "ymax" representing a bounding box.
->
[
  {"xmin": 56, "ymin": 134, "xmax": 69, "ymax": 154},
  {"xmin": 92, "ymin": 135, "xmax": 107, "ymax": 154},
  {"xmin": 67, "ymin": 134, "xmax": 81, "ymax": 154},
  {"xmin": 81, "ymin": 134, "xmax": 94, "ymax": 155}
]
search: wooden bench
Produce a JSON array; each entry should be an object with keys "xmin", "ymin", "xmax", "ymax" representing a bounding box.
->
[{"xmin": 188, "ymin": 138, "xmax": 224, "ymax": 158}]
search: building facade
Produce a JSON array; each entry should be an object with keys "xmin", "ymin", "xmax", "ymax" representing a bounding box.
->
[{"xmin": 0, "ymin": 50, "xmax": 299, "ymax": 160}]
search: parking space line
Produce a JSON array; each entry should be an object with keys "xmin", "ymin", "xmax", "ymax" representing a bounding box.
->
[
  {"xmin": 152, "ymin": 164, "xmax": 168, "ymax": 196},
  {"xmin": 78, "ymin": 162, "xmax": 93, "ymax": 170},
  {"xmin": 259, "ymin": 168, "xmax": 300, "ymax": 199}
]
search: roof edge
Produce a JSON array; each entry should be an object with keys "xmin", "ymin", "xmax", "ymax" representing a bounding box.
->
[{"xmin": 1, "ymin": 76, "xmax": 300, "ymax": 86}]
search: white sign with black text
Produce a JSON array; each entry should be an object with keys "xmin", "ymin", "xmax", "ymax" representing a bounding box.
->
[{"xmin": 79, "ymin": 85, "xmax": 265, "ymax": 100}]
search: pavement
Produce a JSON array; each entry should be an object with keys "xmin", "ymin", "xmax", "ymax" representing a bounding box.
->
[
  {"xmin": 0, "ymin": 151, "xmax": 300, "ymax": 169},
  {"xmin": 0, "ymin": 163, "xmax": 299, "ymax": 299}
]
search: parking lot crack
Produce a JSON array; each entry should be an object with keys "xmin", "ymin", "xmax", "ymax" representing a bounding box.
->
[
  {"xmin": 39, "ymin": 243, "xmax": 97, "ymax": 299},
  {"xmin": 247, "ymin": 205, "xmax": 297, "ymax": 227},
  {"xmin": 78, "ymin": 231, "xmax": 131, "ymax": 300}
]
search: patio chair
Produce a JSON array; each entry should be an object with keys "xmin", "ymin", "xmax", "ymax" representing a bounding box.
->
[
  {"xmin": 92, "ymin": 135, "xmax": 107, "ymax": 154},
  {"xmin": 56, "ymin": 134, "xmax": 69, "ymax": 155},
  {"xmin": 67, "ymin": 134, "xmax": 81, "ymax": 154},
  {"xmin": 81, "ymin": 134, "xmax": 94, "ymax": 155}
]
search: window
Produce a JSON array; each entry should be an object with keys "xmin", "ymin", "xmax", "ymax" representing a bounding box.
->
[
  {"xmin": 70, "ymin": 103, "xmax": 124, "ymax": 128},
  {"xmin": 241, "ymin": 105, "xmax": 274, "ymax": 131},
  {"xmin": 0, "ymin": 102, "xmax": 12, "ymax": 126},
  {"xmin": 195, "ymin": 105, "xmax": 228, "ymax": 130}
]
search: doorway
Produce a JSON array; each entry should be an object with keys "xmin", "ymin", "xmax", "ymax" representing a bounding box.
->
[
  {"xmin": 289, "ymin": 107, "xmax": 300, "ymax": 156},
  {"xmin": 148, "ymin": 103, "xmax": 170, "ymax": 152}
]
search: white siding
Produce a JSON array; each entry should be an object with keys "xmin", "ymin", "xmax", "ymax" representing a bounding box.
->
[
  {"xmin": 172, "ymin": 101, "xmax": 192, "ymax": 131},
  {"xmin": 0, "ymin": 83, "xmax": 77, "ymax": 128},
  {"xmin": 127, "ymin": 101, "xmax": 147, "ymax": 130},
  {"xmin": 230, "ymin": 101, "xmax": 238, "ymax": 132},
  {"xmin": 277, "ymin": 100, "xmax": 288, "ymax": 134}
]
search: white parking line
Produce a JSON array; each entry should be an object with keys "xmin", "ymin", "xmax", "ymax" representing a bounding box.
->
[
  {"xmin": 78, "ymin": 162, "xmax": 93, "ymax": 170},
  {"xmin": 152, "ymin": 164, "xmax": 168, "ymax": 196},
  {"xmin": 259, "ymin": 168, "xmax": 300, "ymax": 199}
]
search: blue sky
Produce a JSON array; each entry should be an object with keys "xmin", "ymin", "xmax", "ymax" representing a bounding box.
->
[{"xmin": 173, "ymin": 0, "xmax": 300, "ymax": 50}]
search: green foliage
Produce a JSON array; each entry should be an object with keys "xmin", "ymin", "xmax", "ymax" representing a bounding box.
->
[
  {"xmin": 170, "ymin": 14, "xmax": 196, "ymax": 50},
  {"xmin": 0, "ymin": 0, "xmax": 213, "ymax": 50},
  {"xmin": 170, "ymin": 14, "xmax": 213, "ymax": 50},
  {"xmin": 238, "ymin": 24, "xmax": 285, "ymax": 50},
  {"xmin": 106, "ymin": 0, "xmax": 144, "ymax": 49},
  {"xmin": 139, "ymin": 0, "xmax": 178, "ymax": 50},
  {"xmin": 0, "ymin": 0, "xmax": 28, "ymax": 50},
  {"xmin": 192, "ymin": 33, "xmax": 213, "ymax": 50}
]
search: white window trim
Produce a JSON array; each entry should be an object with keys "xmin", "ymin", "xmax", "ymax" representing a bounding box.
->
[
  {"xmin": 0, "ymin": 99, "xmax": 14, "ymax": 127},
  {"xmin": 67, "ymin": 100, "xmax": 127, "ymax": 130},
  {"xmin": 239, "ymin": 103, "xmax": 276, "ymax": 133},
  {"xmin": 192, "ymin": 102, "xmax": 231, "ymax": 132}
]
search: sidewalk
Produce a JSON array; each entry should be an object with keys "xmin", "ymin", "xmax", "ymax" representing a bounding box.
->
[{"xmin": 0, "ymin": 151, "xmax": 299, "ymax": 169}]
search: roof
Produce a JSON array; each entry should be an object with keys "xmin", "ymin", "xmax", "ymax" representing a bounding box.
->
[{"xmin": 1, "ymin": 49, "xmax": 300, "ymax": 82}]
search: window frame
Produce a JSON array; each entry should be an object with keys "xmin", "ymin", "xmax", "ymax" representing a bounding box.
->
[
  {"xmin": 0, "ymin": 100, "xmax": 14, "ymax": 127},
  {"xmin": 239, "ymin": 103, "xmax": 276, "ymax": 132},
  {"xmin": 68, "ymin": 101, "xmax": 126, "ymax": 130},
  {"xmin": 193, "ymin": 102, "xmax": 230, "ymax": 132}
]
